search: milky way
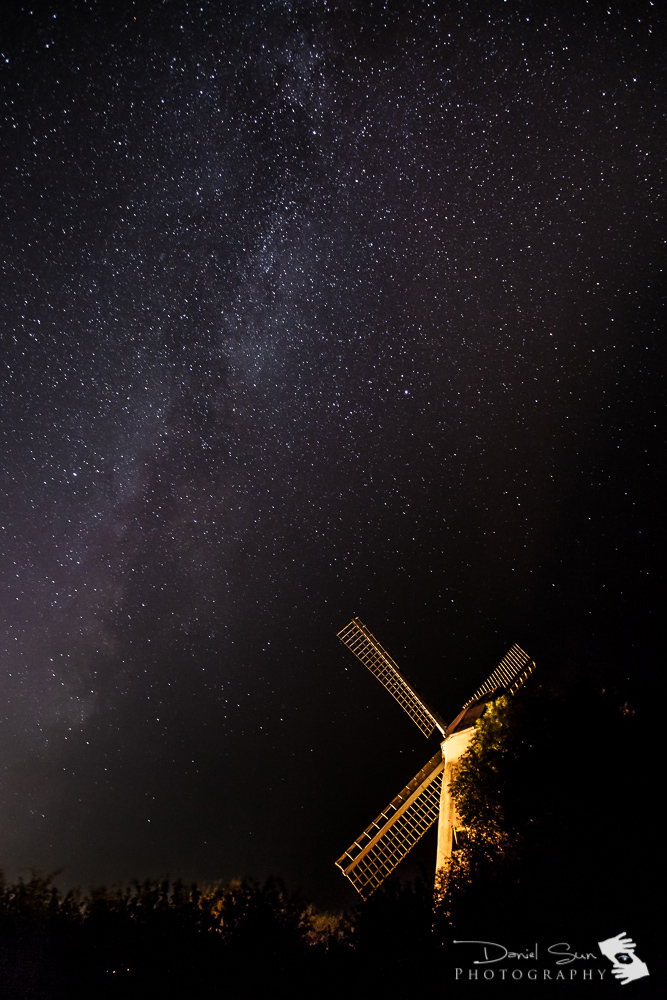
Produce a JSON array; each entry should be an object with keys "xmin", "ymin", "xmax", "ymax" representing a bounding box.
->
[{"xmin": 1, "ymin": 1, "xmax": 664, "ymax": 905}]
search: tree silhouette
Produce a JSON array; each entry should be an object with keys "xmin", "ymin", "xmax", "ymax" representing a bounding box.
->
[{"xmin": 434, "ymin": 684, "xmax": 656, "ymax": 955}]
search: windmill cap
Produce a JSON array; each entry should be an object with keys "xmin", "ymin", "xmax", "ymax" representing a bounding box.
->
[{"xmin": 446, "ymin": 690, "xmax": 503, "ymax": 735}]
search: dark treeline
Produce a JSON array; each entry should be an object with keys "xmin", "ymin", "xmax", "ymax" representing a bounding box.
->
[
  {"xmin": 0, "ymin": 871, "xmax": 358, "ymax": 999},
  {"xmin": 1, "ymin": 683, "xmax": 658, "ymax": 998}
]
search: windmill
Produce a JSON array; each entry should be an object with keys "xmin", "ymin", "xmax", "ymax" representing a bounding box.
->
[{"xmin": 334, "ymin": 617, "xmax": 536, "ymax": 900}]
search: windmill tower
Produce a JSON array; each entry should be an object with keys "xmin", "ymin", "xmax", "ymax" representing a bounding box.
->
[{"xmin": 334, "ymin": 618, "xmax": 535, "ymax": 900}]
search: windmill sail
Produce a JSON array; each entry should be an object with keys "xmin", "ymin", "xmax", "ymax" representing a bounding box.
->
[
  {"xmin": 459, "ymin": 644, "xmax": 535, "ymax": 713},
  {"xmin": 337, "ymin": 618, "xmax": 444, "ymax": 737},
  {"xmin": 335, "ymin": 749, "xmax": 444, "ymax": 900}
]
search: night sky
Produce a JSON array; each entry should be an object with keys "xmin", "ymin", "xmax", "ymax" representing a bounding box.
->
[{"xmin": 1, "ymin": 0, "xmax": 664, "ymax": 910}]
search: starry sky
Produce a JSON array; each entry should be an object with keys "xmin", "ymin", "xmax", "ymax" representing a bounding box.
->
[{"xmin": 1, "ymin": 0, "xmax": 664, "ymax": 909}]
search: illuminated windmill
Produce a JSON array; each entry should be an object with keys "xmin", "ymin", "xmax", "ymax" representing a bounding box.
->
[{"xmin": 334, "ymin": 617, "xmax": 535, "ymax": 900}]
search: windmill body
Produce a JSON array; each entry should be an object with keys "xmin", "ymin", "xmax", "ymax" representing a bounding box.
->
[
  {"xmin": 335, "ymin": 618, "xmax": 535, "ymax": 900},
  {"xmin": 436, "ymin": 723, "xmax": 476, "ymax": 867}
]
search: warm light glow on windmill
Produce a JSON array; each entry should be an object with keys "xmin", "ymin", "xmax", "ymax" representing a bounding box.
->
[{"xmin": 334, "ymin": 617, "xmax": 536, "ymax": 900}]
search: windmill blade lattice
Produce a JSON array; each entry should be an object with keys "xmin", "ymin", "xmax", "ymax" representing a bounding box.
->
[
  {"xmin": 335, "ymin": 749, "xmax": 445, "ymax": 900},
  {"xmin": 337, "ymin": 618, "xmax": 443, "ymax": 737},
  {"xmin": 459, "ymin": 644, "xmax": 535, "ymax": 714}
]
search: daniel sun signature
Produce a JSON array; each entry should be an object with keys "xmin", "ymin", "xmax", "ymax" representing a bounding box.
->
[{"xmin": 453, "ymin": 941, "xmax": 598, "ymax": 965}]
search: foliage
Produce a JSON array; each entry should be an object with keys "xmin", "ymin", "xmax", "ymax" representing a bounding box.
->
[
  {"xmin": 434, "ymin": 683, "xmax": 656, "ymax": 949},
  {"xmin": 433, "ymin": 694, "xmax": 522, "ymax": 926},
  {"xmin": 448, "ymin": 693, "xmax": 516, "ymax": 840},
  {"xmin": 0, "ymin": 872, "xmax": 354, "ymax": 999}
]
